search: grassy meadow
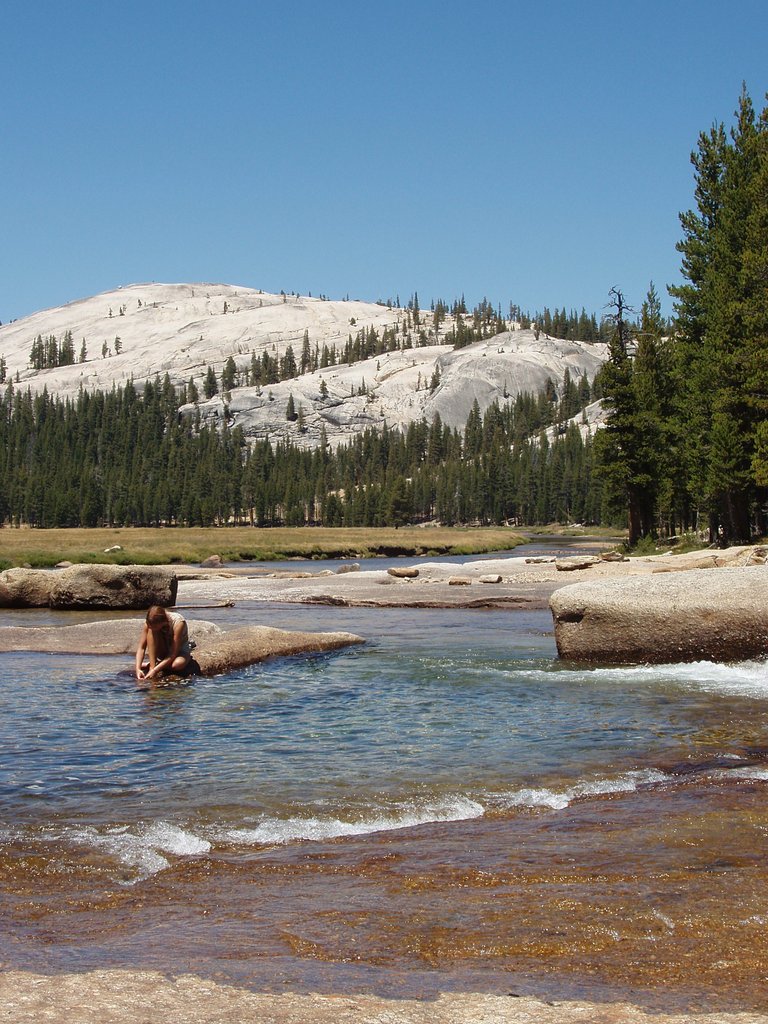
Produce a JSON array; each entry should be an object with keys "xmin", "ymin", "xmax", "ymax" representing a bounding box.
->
[{"xmin": 0, "ymin": 526, "xmax": 528, "ymax": 570}]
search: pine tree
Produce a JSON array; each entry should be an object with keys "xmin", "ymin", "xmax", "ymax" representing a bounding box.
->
[
  {"xmin": 203, "ymin": 365, "xmax": 218, "ymax": 399},
  {"xmin": 594, "ymin": 288, "xmax": 648, "ymax": 544},
  {"xmin": 221, "ymin": 356, "xmax": 237, "ymax": 393}
]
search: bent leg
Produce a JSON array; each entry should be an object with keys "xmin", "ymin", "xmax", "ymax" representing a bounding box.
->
[{"xmin": 170, "ymin": 654, "xmax": 193, "ymax": 675}]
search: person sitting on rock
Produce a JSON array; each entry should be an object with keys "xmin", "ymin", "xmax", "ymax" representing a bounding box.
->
[{"xmin": 135, "ymin": 605, "xmax": 193, "ymax": 684}]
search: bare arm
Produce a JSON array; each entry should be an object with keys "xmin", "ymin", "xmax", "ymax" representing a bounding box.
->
[{"xmin": 135, "ymin": 623, "xmax": 149, "ymax": 681}]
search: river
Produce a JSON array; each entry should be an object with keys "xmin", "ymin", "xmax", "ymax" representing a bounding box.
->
[{"xmin": 1, "ymin": 540, "xmax": 768, "ymax": 1012}]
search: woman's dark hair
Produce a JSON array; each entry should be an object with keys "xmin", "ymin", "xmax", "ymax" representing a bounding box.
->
[{"xmin": 146, "ymin": 605, "xmax": 169, "ymax": 627}]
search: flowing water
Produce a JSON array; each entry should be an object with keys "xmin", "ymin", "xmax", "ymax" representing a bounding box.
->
[{"xmin": 2, "ymin": 556, "xmax": 768, "ymax": 1011}]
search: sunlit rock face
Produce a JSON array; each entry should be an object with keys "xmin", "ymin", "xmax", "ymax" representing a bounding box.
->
[
  {"xmin": 550, "ymin": 566, "xmax": 768, "ymax": 664},
  {"xmin": 0, "ymin": 283, "xmax": 607, "ymax": 448}
]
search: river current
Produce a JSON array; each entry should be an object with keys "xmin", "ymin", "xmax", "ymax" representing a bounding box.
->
[{"xmin": 2, "ymin": 544, "xmax": 768, "ymax": 1011}]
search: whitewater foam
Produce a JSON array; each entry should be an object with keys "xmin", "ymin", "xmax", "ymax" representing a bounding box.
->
[
  {"xmin": 716, "ymin": 766, "xmax": 768, "ymax": 782},
  {"xmin": 498, "ymin": 769, "xmax": 669, "ymax": 812},
  {"xmin": 54, "ymin": 821, "xmax": 212, "ymax": 882},
  {"xmin": 220, "ymin": 795, "xmax": 486, "ymax": 846},
  {"xmin": 552, "ymin": 659, "xmax": 768, "ymax": 699}
]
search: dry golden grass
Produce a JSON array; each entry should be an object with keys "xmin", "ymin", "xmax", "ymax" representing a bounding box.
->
[{"xmin": 0, "ymin": 526, "xmax": 525, "ymax": 569}]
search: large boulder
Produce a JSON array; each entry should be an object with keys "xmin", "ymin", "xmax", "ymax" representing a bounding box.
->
[
  {"xmin": 50, "ymin": 564, "xmax": 178, "ymax": 610},
  {"xmin": 0, "ymin": 568, "xmax": 54, "ymax": 607},
  {"xmin": 0, "ymin": 564, "xmax": 178, "ymax": 610},
  {"xmin": 550, "ymin": 565, "xmax": 768, "ymax": 664}
]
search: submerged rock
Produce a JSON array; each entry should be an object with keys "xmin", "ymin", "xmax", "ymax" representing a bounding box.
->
[{"xmin": 550, "ymin": 566, "xmax": 768, "ymax": 664}]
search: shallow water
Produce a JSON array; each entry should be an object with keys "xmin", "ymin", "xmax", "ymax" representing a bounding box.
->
[{"xmin": 3, "ymin": 589, "xmax": 768, "ymax": 1010}]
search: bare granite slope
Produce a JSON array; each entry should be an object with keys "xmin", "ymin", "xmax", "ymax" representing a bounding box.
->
[{"xmin": 0, "ymin": 283, "xmax": 607, "ymax": 447}]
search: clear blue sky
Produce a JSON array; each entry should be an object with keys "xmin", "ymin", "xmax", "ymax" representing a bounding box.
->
[{"xmin": 2, "ymin": 0, "xmax": 766, "ymax": 323}]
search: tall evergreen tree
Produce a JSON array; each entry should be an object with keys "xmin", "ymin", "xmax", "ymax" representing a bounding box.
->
[{"xmin": 670, "ymin": 87, "xmax": 768, "ymax": 541}]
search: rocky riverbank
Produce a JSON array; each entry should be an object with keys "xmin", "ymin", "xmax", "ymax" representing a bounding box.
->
[
  {"xmin": 0, "ymin": 970, "xmax": 760, "ymax": 1024},
  {"xmin": 0, "ymin": 546, "xmax": 763, "ymax": 668},
  {"xmin": 172, "ymin": 544, "xmax": 766, "ymax": 611}
]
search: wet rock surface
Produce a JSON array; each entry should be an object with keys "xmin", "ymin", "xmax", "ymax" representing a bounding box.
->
[{"xmin": 191, "ymin": 624, "xmax": 363, "ymax": 675}]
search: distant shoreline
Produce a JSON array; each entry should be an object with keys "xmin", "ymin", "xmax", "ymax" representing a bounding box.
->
[{"xmin": 0, "ymin": 525, "xmax": 621, "ymax": 571}]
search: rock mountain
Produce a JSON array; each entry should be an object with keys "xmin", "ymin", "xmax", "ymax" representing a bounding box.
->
[{"xmin": 0, "ymin": 283, "xmax": 608, "ymax": 448}]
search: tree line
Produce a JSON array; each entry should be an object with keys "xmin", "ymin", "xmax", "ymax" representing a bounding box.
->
[{"xmin": 0, "ymin": 369, "xmax": 614, "ymax": 530}]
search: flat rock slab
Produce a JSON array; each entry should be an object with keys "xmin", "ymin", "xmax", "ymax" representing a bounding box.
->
[
  {"xmin": 550, "ymin": 565, "xmax": 768, "ymax": 664},
  {"xmin": 0, "ymin": 618, "xmax": 363, "ymax": 676},
  {"xmin": 169, "ymin": 549, "xmax": 768, "ymax": 613},
  {"xmin": 0, "ymin": 618, "xmax": 220, "ymax": 654},
  {"xmin": 192, "ymin": 625, "xmax": 363, "ymax": 675},
  {"xmin": 175, "ymin": 559, "xmax": 560, "ymax": 609}
]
